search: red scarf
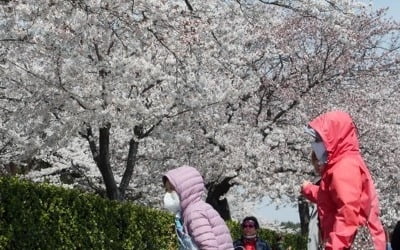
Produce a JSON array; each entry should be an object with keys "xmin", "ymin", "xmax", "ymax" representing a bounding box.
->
[{"xmin": 243, "ymin": 238, "xmax": 256, "ymax": 250}]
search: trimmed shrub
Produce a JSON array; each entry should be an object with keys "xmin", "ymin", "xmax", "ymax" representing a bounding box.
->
[
  {"xmin": 0, "ymin": 177, "xmax": 176, "ymax": 250},
  {"xmin": 0, "ymin": 177, "xmax": 306, "ymax": 249}
]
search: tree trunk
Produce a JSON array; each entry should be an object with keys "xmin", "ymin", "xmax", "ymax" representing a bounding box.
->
[
  {"xmin": 97, "ymin": 124, "xmax": 120, "ymax": 200},
  {"xmin": 206, "ymin": 193, "xmax": 231, "ymax": 221},
  {"xmin": 206, "ymin": 176, "xmax": 236, "ymax": 221},
  {"xmin": 82, "ymin": 123, "xmax": 151, "ymax": 201},
  {"xmin": 298, "ymin": 195, "xmax": 310, "ymax": 236}
]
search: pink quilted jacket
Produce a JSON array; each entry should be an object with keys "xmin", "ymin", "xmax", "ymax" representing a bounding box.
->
[{"xmin": 164, "ymin": 166, "xmax": 234, "ymax": 250}]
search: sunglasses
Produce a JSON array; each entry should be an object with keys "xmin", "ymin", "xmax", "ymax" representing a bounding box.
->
[{"xmin": 242, "ymin": 224, "xmax": 255, "ymax": 228}]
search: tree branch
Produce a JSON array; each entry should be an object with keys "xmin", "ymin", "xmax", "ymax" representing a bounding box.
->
[
  {"xmin": 147, "ymin": 28, "xmax": 183, "ymax": 65},
  {"xmin": 79, "ymin": 126, "xmax": 99, "ymax": 164},
  {"xmin": 183, "ymin": 0, "xmax": 193, "ymax": 11},
  {"xmin": 119, "ymin": 138, "xmax": 139, "ymax": 199}
]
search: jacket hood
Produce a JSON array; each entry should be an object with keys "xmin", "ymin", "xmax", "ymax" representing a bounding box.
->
[
  {"xmin": 308, "ymin": 110, "xmax": 360, "ymax": 166},
  {"xmin": 163, "ymin": 165, "xmax": 204, "ymax": 210}
]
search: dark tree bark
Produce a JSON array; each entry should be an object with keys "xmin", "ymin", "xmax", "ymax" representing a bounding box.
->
[
  {"xmin": 298, "ymin": 195, "xmax": 310, "ymax": 236},
  {"xmin": 81, "ymin": 120, "xmax": 161, "ymax": 201},
  {"xmin": 206, "ymin": 176, "xmax": 236, "ymax": 221},
  {"xmin": 81, "ymin": 124, "xmax": 140, "ymax": 201},
  {"xmin": 184, "ymin": 0, "xmax": 193, "ymax": 11},
  {"xmin": 119, "ymin": 138, "xmax": 139, "ymax": 199},
  {"xmin": 98, "ymin": 124, "xmax": 120, "ymax": 200}
]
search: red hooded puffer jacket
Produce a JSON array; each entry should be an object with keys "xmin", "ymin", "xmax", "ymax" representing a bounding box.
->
[{"xmin": 301, "ymin": 111, "xmax": 385, "ymax": 250}]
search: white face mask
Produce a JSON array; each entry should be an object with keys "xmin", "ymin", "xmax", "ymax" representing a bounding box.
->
[
  {"xmin": 163, "ymin": 191, "xmax": 180, "ymax": 214},
  {"xmin": 311, "ymin": 141, "xmax": 328, "ymax": 165}
]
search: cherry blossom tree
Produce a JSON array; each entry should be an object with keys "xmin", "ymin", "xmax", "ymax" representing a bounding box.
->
[
  {"xmin": 1, "ymin": 0, "xmax": 236, "ymax": 201},
  {"xmin": 1, "ymin": 0, "xmax": 399, "ymax": 227},
  {"xmin": 216, "ymin": 0, "xmax": 400, "ymax": 226}
]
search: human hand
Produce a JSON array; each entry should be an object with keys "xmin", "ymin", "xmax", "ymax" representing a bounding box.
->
[{"xmin": 301, "ymin": 180, "xmax": 311, "ymax": 189}]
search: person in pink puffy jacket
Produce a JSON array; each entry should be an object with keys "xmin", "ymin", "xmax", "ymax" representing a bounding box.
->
[
  {"xmin": 301, "ymin": 110, "xmax": 386, "ymax": 250},
  {"xmin": 163, "ymin": 165, "xmax": 234, "ymax": 250}
]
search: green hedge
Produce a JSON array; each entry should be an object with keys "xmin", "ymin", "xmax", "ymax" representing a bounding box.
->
[
  {"xmin": 0, "ymin": 177, "xmax": 177, "ymax": 249},
  {"xmin": 0, "ymin": 177, "xmax": 306, "ymax": 249}
]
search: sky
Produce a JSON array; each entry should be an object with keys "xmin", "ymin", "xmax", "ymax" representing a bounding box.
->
[
  {"xmin": 253, "ymin": 0, "xmax": 400, "ymax": 225},
  {"xmin": 372, "ymin": 0, "xmax": 400, "ymax": 19},
  {"xmin": 254, "ymin": 198, "xmax": 300, "ymax": 224}
]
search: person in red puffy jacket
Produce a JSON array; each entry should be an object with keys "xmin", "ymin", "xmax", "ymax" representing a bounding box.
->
[{"xmin": 301, "ymin": 110, "xmax": 386, "ymax": 250}]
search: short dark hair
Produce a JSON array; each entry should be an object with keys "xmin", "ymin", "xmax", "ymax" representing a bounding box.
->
[
  {"xmin": 162, "ymin": 176, "xmax": 168, "ymax": 185},
  {"xmin": 241, "ymin": 216, "xmax": 260, "ymax": 229}
]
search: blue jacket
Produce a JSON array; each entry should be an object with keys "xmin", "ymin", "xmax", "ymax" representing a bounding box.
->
[{"xmin": 233, "ymin": 238, "xmax": 271, "ymax": 250}]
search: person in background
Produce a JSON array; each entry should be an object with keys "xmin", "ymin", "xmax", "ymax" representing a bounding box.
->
[
  {"xmin": 386, "ymin": 226, "xmax": 393, "ymax": 250},
  {"xmin": 233, "ymin": 216, "xmax": 271, "ymax": 250},
  {"xmin": 307, "ymin": 152, "xmax": 322, "ymax": 250},
  {"xmin": 163, "ymin": 165, "xmax": 233, "ymax": 250},
  {"xmin": 392, "ymin": 221, "xmax": 400, "ymax": 250},
  {"xmin": 307, "ymin": 186, "xmax": 321, "ymax": 250},
  {"xmin": 273, "ymin": 234, "xmax": 285, "ymax": 250},
  {"xmin": 301, "ymin": 110, "xmax": 385, "ymax": 250}
]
